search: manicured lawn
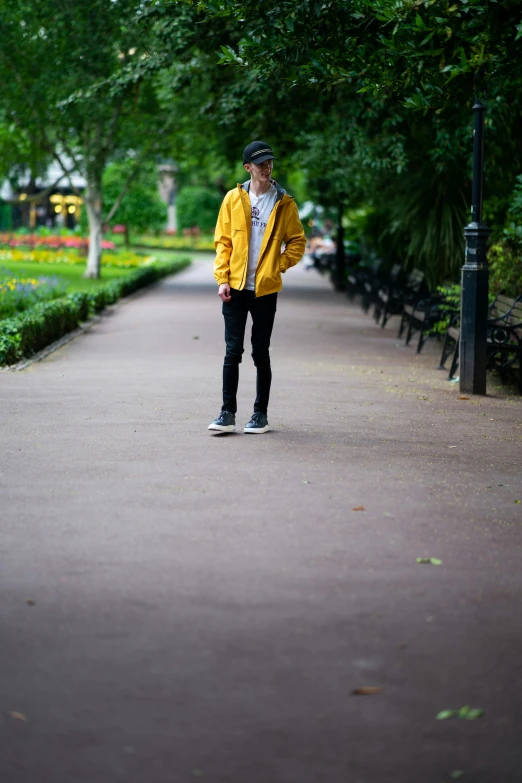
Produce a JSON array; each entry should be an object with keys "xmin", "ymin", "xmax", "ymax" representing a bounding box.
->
[{"xmin": 0, "ymin": 260, "xmax": 136, "ymax": 292}]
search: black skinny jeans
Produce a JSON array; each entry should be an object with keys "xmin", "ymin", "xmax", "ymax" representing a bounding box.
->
[{"xmin": 222, "ymin": 288, "xmax": 278, "ymax": 415}]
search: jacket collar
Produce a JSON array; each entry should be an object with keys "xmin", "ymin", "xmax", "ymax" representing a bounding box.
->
[{"xmin": 240, "ymin": 179, "xmax": 288, "ymax": 203}]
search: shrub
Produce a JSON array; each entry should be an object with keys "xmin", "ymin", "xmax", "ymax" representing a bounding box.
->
[
  {"xmin": 488, "ymin": 241, "xmax": 522, "ymax": 298},
  {"xmin": 429, "ymin": 283, "xmax": 461, "ymax": 336},
  {"xmin": 0, "ymin": 294, "xmax": 88, "ymax": 365},
  {"xmin": 176, "ymin": 186, "xmax": 222, "ymax": 234},
  {"xmin": 0, "ymin": 258, "xmax": 190, "ymax": 366}
]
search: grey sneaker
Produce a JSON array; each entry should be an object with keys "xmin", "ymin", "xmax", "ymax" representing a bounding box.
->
[
  {"xmin": 244, "ymin": 412, "xmax": 269, "ymax": 434},
  {"xmin": 208, "ymin": 411, "xmax": 236, "ymax": 432}
]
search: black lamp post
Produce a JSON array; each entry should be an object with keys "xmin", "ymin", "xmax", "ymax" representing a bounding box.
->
[{"xmin": 460, "ymin": 99, "xmax": 491, "ymax": 394}]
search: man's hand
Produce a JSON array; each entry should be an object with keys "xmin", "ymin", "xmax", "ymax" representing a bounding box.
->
[{"xmin": 218, "ymin": 283, "xmax": 231, "ymax": 302}]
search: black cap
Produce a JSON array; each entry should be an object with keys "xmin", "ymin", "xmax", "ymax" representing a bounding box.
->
[{"xmin": 243, "ymin": 140, "xmax": 277, "ymax": 165}]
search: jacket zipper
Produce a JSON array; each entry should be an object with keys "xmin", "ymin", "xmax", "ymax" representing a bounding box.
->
[
  {"xmin": 254, "ymin": 198, "xmax": 284, "ymax": 297},
  {"xmin": 239, "ymin": 187, "xmax": 251, "ymax": 290}
]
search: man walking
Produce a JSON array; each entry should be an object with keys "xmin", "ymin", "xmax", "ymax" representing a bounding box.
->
[{"xmin": 208, "ymin": 140, "xmax": 306, "ymax": 434}]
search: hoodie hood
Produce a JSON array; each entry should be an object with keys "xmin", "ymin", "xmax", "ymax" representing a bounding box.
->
[{"xmin": 240, "ymin": 179, "xmax": 288, "ymax": 203}]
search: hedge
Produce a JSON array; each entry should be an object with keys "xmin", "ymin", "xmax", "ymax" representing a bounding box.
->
[{"xmin": 0, "ymin": 258, "xmax": 190, "ymax": 366}]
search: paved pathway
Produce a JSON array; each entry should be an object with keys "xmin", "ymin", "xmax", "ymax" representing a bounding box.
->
[{"xmin": 1, "ymin": 257, "xmax": 522, "ymax": 783}]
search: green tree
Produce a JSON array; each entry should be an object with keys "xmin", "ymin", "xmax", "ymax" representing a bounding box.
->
[
  {"xmin": 0, "ymin": 0, "xmax": 199, "ymax": 277},
  {"xmin": 103, "ymin": 161, "xmax": 167, "ymax": 244},
  {"xmin": 203, "ymin": 0, "xmax": 522, "ymax": 282},
  {"xmin": 176, "ymin": 186, "xmax": 223, "ymax": 233}
]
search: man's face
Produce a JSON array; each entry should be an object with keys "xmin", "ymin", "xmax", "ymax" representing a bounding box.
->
[{"xmin": 244, "ymin": 159, "xmax": 274, "ymax": 184}]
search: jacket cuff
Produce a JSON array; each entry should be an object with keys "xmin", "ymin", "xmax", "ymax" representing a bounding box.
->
[{"xmin": 215, "ymin": 275, "xmax": 229, "ymax": 285}]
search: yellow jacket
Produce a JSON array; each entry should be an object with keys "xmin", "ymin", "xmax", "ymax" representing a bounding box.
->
[{"xmin": 214, "ymin": 180, "xmax": 306, "ymax": 297}]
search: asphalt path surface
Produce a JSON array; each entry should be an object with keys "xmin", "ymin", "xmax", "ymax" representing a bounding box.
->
[{"xmin": 1, "ymin": 256, "xmax": 522, "ymax": 783}]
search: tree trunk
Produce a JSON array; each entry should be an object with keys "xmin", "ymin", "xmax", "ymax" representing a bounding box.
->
[{"xmin": 84, "ymin": 179, "xmax": 103, "ymax": 279}]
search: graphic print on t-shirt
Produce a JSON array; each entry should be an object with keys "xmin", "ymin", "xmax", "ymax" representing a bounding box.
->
[{"xmin": 251, "ymin": 204, "xmax": 266, "ymax": 228}]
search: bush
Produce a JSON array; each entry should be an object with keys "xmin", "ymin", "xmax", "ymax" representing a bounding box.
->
[
  {"xmin": 0, "ymin": 257, "xmax": 190, "ymax": 365},
  {"xmin": 429, "ymin": 283, "xmax": 461, "ymax": 336},
  {"xmin": 176, "ymin": 186, "xmax": 222, "ymax": 234},
  {"xmin": 488, "ymin": 241, "xmax": 522, "ymax": 298},
  {"xmin": 0, "ymin": 295, "xmax": 89, "ymax": 365}
]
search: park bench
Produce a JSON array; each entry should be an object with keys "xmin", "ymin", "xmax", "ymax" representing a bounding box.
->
[
  {"xmin": 395, "ymin": 270, "xmax": 431, "ymax": 340},
  {"xmin": 374, "ymin": 265, "xmax": 430, "ymax": 329},
  {"xmin": 361, "ymin": 259, "xmax": 386, "ymax": 314},
  {"xmin": 399, "ymin": 288, "xmax": 456, "ymax": 354},
  {"xmin": 372, "ymin": 263, "xmax": 403, "ymax": 326},
  {"xmin": 345, "ymin": 258, "xmax": 384, "ymax": 311},
  {"xmin": 439, "ymin": 293, "xmax": 522, "ymax": 392}
]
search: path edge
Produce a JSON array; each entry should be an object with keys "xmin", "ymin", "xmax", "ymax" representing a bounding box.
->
[{"xmin": 0, "ymin": 274, "xmax": 173, "ymax": 373}]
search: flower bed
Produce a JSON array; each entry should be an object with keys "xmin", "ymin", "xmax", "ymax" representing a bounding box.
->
[
  {"xmin": 0, "ymin": 232, "xmax": 116, "ymax": 251},
  {"xmin": 112, "ymin": 233, "xmax": 215, "ymax": 252},
  {"xmin": 0, "ymin": 272, "xmax": 66, "ymax": 320},
  {"xmin": 0, "ymin": 257, "xmax": 190, "ymax": 366},
  {"xmin": 0, "ymin": 247, "xmax": 151, "ymax": 269}
]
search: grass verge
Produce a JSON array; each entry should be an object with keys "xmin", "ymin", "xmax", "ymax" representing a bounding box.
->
[{"xmin": 0, "ymin": 259, "xmax": 144, "ymax": 292}]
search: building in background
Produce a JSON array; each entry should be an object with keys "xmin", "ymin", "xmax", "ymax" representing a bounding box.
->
[
  {"xmin": 1, "ymin": 158, "xmax": 178, "ymax": 233},
  {"xmin": 0, "ymin": 157, "xmax": 86, "ymax": 231}
]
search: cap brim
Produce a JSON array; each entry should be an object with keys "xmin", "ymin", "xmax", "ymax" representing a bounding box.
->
[{"xmin": 248, "ymin": 154, "xmax": 276, "ymax": 164}]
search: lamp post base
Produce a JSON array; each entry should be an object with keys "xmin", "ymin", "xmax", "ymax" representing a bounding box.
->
[{"xmin": 460, "ymin": 221, "xmax": 490, "ymax": 394}]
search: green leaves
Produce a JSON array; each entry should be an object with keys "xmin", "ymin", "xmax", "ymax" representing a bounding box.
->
[
  {"xmin": 416, "ymin": 557, "xmax": 442, "ymax": 565},
  {"xmin": 436, "ymin": 706, "xmax": 484, "ymax": 721},
  {"xmin": 436, "ymin": 709, "xmax": 456, "ymax": 720},
  {"xmin": 458, "ymin": 706, "xmax": 484, "ymax": 720},
  {"xmin": 218, "ymin": 44, "xmax": 241, "ymax": 64}
]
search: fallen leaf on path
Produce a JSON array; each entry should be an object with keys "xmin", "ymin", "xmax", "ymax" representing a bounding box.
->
[
  {"xmin": 436, "ymin": 709, "xmax": 457, "ymax": 720},
  {"xmin": 9, "ymin": 712, "xmax": 27, "ymax": 722},
  {"xmin": 458, "ymin": 705, "xmax": 484, "ymax": 720},
  {"xmin": 352, "ymin": 505, "xmax": 365, "ymax": 511},
  {"xmin": 26, "ymin": 599, "xmax": 36, "ymax": 606},
  {"xmin": 515, "ymin": 500, "xmax": 521, "ymax": 504},
  {"xmin": 191, "ymin": 771, "xmax": 204, "ymax": 778},
  {"xmin": 436, "ymin": 706, "xmax": 484, "ymax": 721},
  {"xmin": 457, "ymin": 395, "xmax": 470, "ymax": 400},
  {"xmin": 302, "ymin": 480, "xmax": 310, "ymax": 484},
  {"xmin": 192, "ymin": 336, "xmax": 200, "ymax": 340},
  {"xmin": 352, "ymin": 687, "xmax": 383, "ymax": 695},
  {"xmin": 450, "ymin": 771, "xmax": 465, "ymax": 779},
  {"xmin": 448, "ymin": 446, "xmax": 457, "ymax": 449},
  {"xmin": 416, "ymin": 557, "xmax": 442, "ymax": 565}
]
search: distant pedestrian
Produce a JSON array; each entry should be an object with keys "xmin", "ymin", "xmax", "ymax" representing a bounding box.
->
[{"xmin": 208, "ymin": 140, "xmax": 306, "ymax": 434}]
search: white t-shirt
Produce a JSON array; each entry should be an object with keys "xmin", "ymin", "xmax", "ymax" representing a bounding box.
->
[{"xmin": 245, "ymin": 183, "xmax": 277, "ymax": 291}]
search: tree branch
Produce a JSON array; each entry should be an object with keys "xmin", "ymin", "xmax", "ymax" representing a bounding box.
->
[
  {"xmin": 104, "ymin": 164, "xmax": 140, "ymax": 223},
  {"xmin": 13, "ymin": 172, "xmax": 68, "ymax": 203},
  {"xmin": 51, "ymin": 149, "xmax": 84, "ymax": 197},
  {"xmin": 103, "ymin": 112, "xmax": 177, "ymax": 224}
]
